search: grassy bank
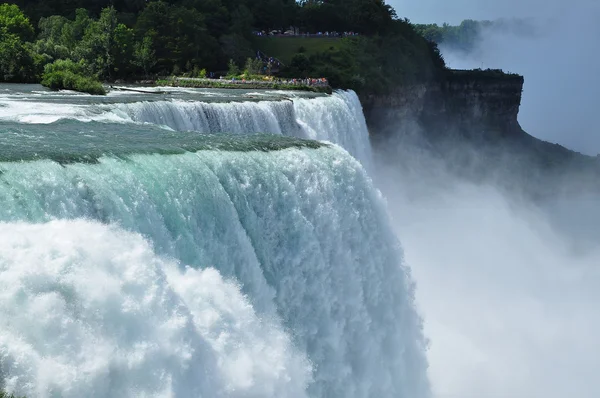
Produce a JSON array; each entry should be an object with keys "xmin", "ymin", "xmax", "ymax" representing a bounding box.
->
[{"xmin": 252, "ymin": 37, "xmax": 343, "ymax": 65}]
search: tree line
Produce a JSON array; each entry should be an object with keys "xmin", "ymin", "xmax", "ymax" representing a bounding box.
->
[
  {"xmin": 414, "ymin": 18, "xmax": 537, "ymax": 53},
  {"xmin": 0, "ymin": 0, "xmax": 446, "ymax": 94}
]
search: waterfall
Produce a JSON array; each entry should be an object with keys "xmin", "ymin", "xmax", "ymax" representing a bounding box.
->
[
  {"xmin": 109, "ymin": 91, "xmax": 372, "ymax": 168},
  {"xmin": 0, "ymin": 143, "xmax": 427, "ymax": 398},
  {"xmin": 0, "ymin": 86, "xmax": 426, "ymax": 398}
]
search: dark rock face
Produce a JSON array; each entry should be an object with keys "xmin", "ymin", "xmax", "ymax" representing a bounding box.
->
[
  {"xmin": 360, "ymin": 72, "xmax": 525, "ymax": 140},
  {"xmin": 432, "ymin": 76, "xmax": 524, "ymax": 133},
  {"xmin": 361, "ymin": 70, "xmax": 600, "ymax": 200}
]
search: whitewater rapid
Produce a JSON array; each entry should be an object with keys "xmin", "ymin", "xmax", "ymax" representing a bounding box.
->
[{"xmin": 0, "ymin": 136, "xmax": 428, "ymax": 398}]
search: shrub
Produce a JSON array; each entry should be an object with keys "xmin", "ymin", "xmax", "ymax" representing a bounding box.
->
[
  {"xmin": 0, "ymin": 391, "xmax": 25, "ymax": 398},
  {"xmin": 41, "ymin": 59, "xmax": 106, "ymax": 95},
  {"xmin": 227, "ymin": 59, "xmax": 239, "ymax": 77}
]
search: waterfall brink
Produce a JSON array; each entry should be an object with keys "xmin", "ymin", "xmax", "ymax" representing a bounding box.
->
[
  {"xmin": 0, "ymin": 89, "xmax": 372, "ymax": 167},
  {"xmin": 293, "ymin": 91, "xmax": 373, "ymax": 169},
  {"xmin": 111, "ymin": 99, "xmax": 302, "ymax": 136},
  {"xmin": 0, "ymin": 144, "xmax": 428, "ymax": 398},
  {"xmin": 111, "ymin": 90, "xmax": 372, "ymax": 167}
]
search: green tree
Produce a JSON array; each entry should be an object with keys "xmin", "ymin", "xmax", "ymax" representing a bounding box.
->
[
  {"xmin": 41, "ymin": 58, "xmax": 106, "ymax": 94},
  {"xmin": 95, "ymin": 6, "xmax": 119, "ymax": 78},
  {"xmin": 244, "ymin": 57, "xmax": 262, "ymax": 75},
  {"xmin": 112, "ymin": 23, "xmax": 135, "ymax": 76},
  {"xmin": 227, "ymin": 59, "xmax": 239, "ymax": 77},
  {"xmin": 133, "ymin": 33, "xmax": 156, "ymax": 76},
  {"xmin": 288, "ymin": 53, "xmax": 311, "ymax": 76},
  {"xmin": 0, "ymin": 3, "xmax": 34, "ymax": 41},
  {"xmin": 38, "ymin": 15, "xmax": 69, "ymax": 42},
  {"xmin": 219, "ymin": 33, "xmax": 253, "ymax": 66},
  {"xmin": 135, "ymin": 1, "xmax": 218, "ymax": 73},
  {"xmin": 229, "ymin": 4, "xmax": 254, "ymax": 38},
  {"xmin": 0, "ymin": 4, "xmax": 38, "ymax": 82},
  {"xmin": 35, "ymin": 16, "xmax": 72, "ymax": 61},
  {"xmin": 0, "ymin": 33, "xmax": 35, "ymax": 81}
]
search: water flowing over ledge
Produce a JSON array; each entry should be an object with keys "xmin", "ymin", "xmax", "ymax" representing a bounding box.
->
[
  {"xmin": 0, "ymin": 146, "xmax": 428, "ymax": 398},
  {"xmin": 0, "ymin": 85, "xmax": 426, "ymax": 398},
  {"xmin": 0, "ymin": 126, "xmax": 326, "ymax": 163},
  {"xmin": 0, "ymin": 88, "xmax": 372, "ymax": 167}
]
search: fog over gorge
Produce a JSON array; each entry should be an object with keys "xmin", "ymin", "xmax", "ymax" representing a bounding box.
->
[
  {"xmin": 374, "ymin": 148, "xmax": 600, "ymax": 397},
  {"xmin": 378, "ymin": 1, "xmax": 600, "ymax": 397}
]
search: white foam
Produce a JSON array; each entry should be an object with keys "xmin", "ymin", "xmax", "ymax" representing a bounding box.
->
[
  {"xmin": 0, "ymin": 220, "xmax": 312, "ymax": 398},
  {"xmin": 0, "ymin": 147, "xmax": 428, "ymax": 398}
]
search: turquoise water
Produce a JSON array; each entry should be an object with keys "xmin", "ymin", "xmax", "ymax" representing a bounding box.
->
[
  {"xmin": 0, "ymin": 84, "xmax": 373, "ymax": 167},
  {"xmin": 0, "ymin": 85, "xmax": 427, "ymax": 398},
  {"xmin": 0, "ymin": 120, "xmax": 325, "ymax": 163}
]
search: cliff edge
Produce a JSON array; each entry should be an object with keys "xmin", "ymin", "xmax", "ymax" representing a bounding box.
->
[
  {"xmin": 361, "ymin": 69, "xmax": 524, "ymax": 138},
  {"xmin": 361, "ymin": 69, "xmax": 599, "ymax": 198}
]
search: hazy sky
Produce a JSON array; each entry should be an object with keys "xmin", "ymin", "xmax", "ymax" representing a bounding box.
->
[
  {"xmin": 389, "ymin": 0, "xmax": 600, "ymax": 155},
  {"xmin": 389, "ymin": 0, "xmax": 579, "ymax": 24}
]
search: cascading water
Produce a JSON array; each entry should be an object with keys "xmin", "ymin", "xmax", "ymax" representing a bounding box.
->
[
  {"xmin": 108, "ymin": 91, "xmax": 373, "ymax": 168},
  {"xmin": 0, "ymin": 220, "xmax": 312, "ymax": 398},
  {"xmin": 0, "ymin": 88, "xmax": 372, "ymax": 167},
  {"xmin": 0, "ymin": 144, "xmax": 428, "ymax": 398},
  {"xmin": 0, "ymin": 86, "xmax": 428, "ymax": 398}
]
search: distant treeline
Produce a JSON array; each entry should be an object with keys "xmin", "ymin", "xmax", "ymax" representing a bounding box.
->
[
  {"xmin": 414, "ymin": 18, "xmax": 537, "ymax": 53},
  {"xmin": 0, "ymin": 0, "xmax": 446, "ymax": 94}
]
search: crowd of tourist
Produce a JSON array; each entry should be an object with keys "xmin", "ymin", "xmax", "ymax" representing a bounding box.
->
[
  {"xmin": 253, "ymin": 30, "xmax": 359, "ymax": 38},
  {"xmin": 219, "ymin": 76, "xmax": 329, "ymax": 87}
]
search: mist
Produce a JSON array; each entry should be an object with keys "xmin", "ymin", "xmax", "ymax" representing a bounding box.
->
[
  {"xmin": 373, "ymin": 140, "xmax": 600, "ymax": 397},
  {"xmin": 390, "ymin": 0, "xmax": 600, "ymax": 155},
  {"xmin": 374, "ymin": 2, "xmax": 600, "ymax": 391}
]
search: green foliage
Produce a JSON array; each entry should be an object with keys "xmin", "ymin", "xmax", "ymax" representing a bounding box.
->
[
  {"xmin": 227, "ymin": 59, "xmax": 240, "ymax": 77},
  {"xmin": 133, "ymin": 33, "xmax": 155, "ymax": 77},
  {"xmin": 414, "ymin": 19, "xmax": 490, "ymax": 52},
  {"xmin": 159, "ymin": 77, "xmax": 332, "ymax": 94},
  {"xmin": 42, "ymin": 58, "xmax": 85, "ymax": 75},
  {"xmin": 0, "ymin": 0, "xmax": 455, "ymax": 95},
  {"xmin": 220, "ymin": 33, "xmax": 253, "ymax": 66},
  {"xmin": 135, "ymin": 1, "xmax": 218, "ymax": 73},
  {"xmin": 447, "ymin": 68, "xmax": 524, "ymax": 83},
  {"xmin": 252, "ymin": 37, "xmax": 342, "ymax": 65},
  {"xmin": 0, "ymin": 3, "xmax": 34, "ymax": 41},
  {"xmin": 288, "ymin": 53, "xmax": 311, "ymax": 76},
  {"xmin": 0, "ymin": 36, "xmax": 39, "ymax": 82},
  {"xmin": 0, "ymin": 3, "xmax": 38, "ymax": 82},
  {"xmin": 112, "ymin": 23, "xmax": 135, "ymax": 75},
  {"xmin": 41, "ymin": 59, "xmax": 106, "ymax": 95},
  {"xmin": 76, "ymin": 6, "xmax": 118, "ymax": 78},
  {"xmin": 243, "ymin": 57, "xmax": 263, "ymax": 75},
  {"xmin": 275, "ymin": 19, "xmax": 446, "ymax": 94},
  {"xmin": 0, "ymin": 390, "xmax": 25, "ymax": 398}
]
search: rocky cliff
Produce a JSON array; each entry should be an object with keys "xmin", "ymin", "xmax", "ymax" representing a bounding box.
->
[
  {"xmin": 361, "ymin": 69, "xmax": 599, "ymax": 198},
  {"xmin": 360, "ymin": 69, "xmax": 525, "ymax": 140}
]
